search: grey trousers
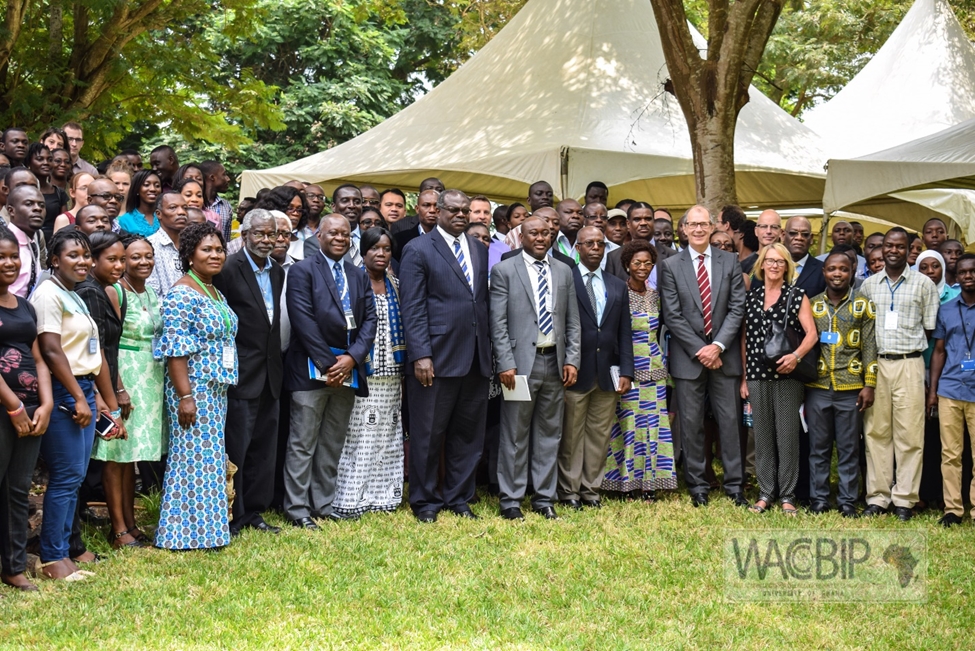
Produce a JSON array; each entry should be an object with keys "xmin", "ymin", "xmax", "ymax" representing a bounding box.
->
[
  {"xmin": 674, "ymin": 371, "xmax": 743, "ymax": 496},
  {"xmin": 558, "ymin": 385, "xmax": 617, "ymax": 501},
  {"xmin": 806, "ymin": 387, "xmax": 861, "ymax": 508},
  {"xmin": 498, "ymin": 351, "xmax": 564, "ymax": 510},
  {"xmin": 283, "ymin": 386, "xmax": 356, "ymax": 520}
]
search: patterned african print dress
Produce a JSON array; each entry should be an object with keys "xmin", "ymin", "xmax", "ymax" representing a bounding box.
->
[
  {"xmin": 92, "ymin": 284, "xmax": 164, "ymax": 463},
  {"xmin": 603, "ymin": 288, "xmax": 676, "ymax": 492},
  {"xmin": 333, "ymin": 278, "xmax": 405, "ymax": 518},
  {"xmin": 154, "ymin": 284, "xmax": 238, "ymax": 550}
]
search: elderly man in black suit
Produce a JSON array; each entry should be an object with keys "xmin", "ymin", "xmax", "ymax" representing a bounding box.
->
[
  {"xmin": 282, "ymin": 214, "xmax": 377, "ymax": 529},
  {"xmin": 605, "ymin": 202, "xmax": 675, "ymax": 285},
  {"xmin": 400, "ymin": 189, "xmax": 492, "ymax": 523},
  {"xmin": 213, "ymin": 209, "xmax": 286, "ymax": 535},
  {"xmin": 557, "ymin": 226, "xmax": 634, "ymax": 509},
  {"xmin": 784, "ymin": 216, "xmax": 827, "ymax": 298}
]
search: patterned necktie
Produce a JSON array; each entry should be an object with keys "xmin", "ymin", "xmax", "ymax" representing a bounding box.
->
[
  {"xmin": 585, "ymin": 272, "xmax": 599, "ymax": 322},
  {"xmin": 333, "ymin": 260, "xmax": 352, "ymax": 313},
  {"xmin": 534, "ymin": 261, "xmax": 553, "ymax": 335},
  {"xmin": 697, "ymin": 253, "xmax": 713, "ymax": 337},
  {"xmin": 453, "ymin": 238, "xmax": 473, "ymax": 292},
  {"xmin": 793, "ymin": 263, "xmax": 802, "ymax": 283},
  {"xmin": 27, "ymin": 239, "xmax": 39, "ymax": 296},
  {"xmin": 349, "ymin": 233, "xmax": 363, "ymax": 268}
]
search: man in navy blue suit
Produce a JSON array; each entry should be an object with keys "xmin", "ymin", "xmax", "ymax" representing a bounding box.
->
[
  {"xmin": 281, "ymin": 214, "xmax": 377, "ymax": 529},
  {"xmin": 399, "ymin": 189, "xmax": 492, "ymax": 523},
  {"xmin": 557, "ymin": 226, "xmax": 634, "ymax": 509}
]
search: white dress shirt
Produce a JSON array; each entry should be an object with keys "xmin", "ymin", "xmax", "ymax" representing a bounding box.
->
[
  {"xmin": 522, "ymin": 251, "xmax": 556, "ymax": 347},
  {"xmin": 580, "ymin": 266, "xmax": 607, "ymax": 324}
]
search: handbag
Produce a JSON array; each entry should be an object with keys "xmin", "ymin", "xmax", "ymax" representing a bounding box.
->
[{"xmin": 762, "ymin": 286, "xmax": 819, "ymax": 384}]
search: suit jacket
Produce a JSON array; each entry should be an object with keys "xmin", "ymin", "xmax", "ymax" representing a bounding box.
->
[
  {"xmin": 489, "ymin": 253, "xmax": 581, "ymax": 376},
  {"xmin": 570, "ymin": 267, "xmax": 634, "ymax": 393},
  {"xmin": 605, "ymin": 240, "xmax": 675, "ymax": 281},
  {"xmin": 213, "ymin": 250, "xmax": 285, "ymax": 400},
  {"xmin": 390, "ymin": 214, "xmax": 418, "ymax": 234},
  {"xmin": 658, "ymin": 247, "xmax": 745, "ymax": 379},
  {"xmin": 393, "ymin": 225, "xmax": 427, "ymax": 261},
  {"xmin": 501, "ymin": 247, "xmax": 576, "ymax": 269},
  {"xmin": 399, "ymin": 229, "xmax": 492, "ymax": 378},
  {"xmin": 283, "ymin": 252, "xmax": 377, "ymax": 396},
  {"xmin": 793, "ymin": 254, "xmax": 827, "ymax": 298}
]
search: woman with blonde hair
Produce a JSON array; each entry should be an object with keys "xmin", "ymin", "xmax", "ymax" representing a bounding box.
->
[{"xmin": 53, "ymin": 173, "xmax": 94, "ymax": 233}]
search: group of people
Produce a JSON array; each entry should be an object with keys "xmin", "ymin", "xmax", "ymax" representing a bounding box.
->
[{"xmin": 0, "ymin": 123, "xmax": 973, "ymax": 594}]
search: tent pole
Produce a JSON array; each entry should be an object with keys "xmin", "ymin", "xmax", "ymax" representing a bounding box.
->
[
  {"xmin": 560, "ymin": 146, "xmax": 570, "ymax": 202},
  {"xmin": 819, "ymin": 212, "xmax": 832, "ymax": 255}
]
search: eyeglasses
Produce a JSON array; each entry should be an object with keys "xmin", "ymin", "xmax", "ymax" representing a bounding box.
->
[
  {"xmin": 248, "ymin": 231, "xmax": 279, "ymax": 241},
  {"xmin": 285, "ymin": 206, "xmax": 303, "ymax": 214},
  {"xmin": 764, "ymin": 259, "xmax": 788, "ymax": 267},
  {"xmin": 443, "ymin": 206, "xmax": 471, "ymax": 216},
  {"xmin": 685, "ymin": 221, "xmax": 711, "ymax": 231},
  {"xmin": 786, "ymin": 230, "xmax": 811, "ymax": 239},
  {"xmin": 629, "ymin": 260, "xmax": 655, "ymax": 268},
  {"xmin": 66, "ymin": 137, "xmax": 84, "ymax": 143},
  {"xmin": 578, "ymin": 240, "xmax": 606, "ymax": 248},
  {"xmin": 756, "ymin": 224, "xmax": 782, "ymax": 231},
  {"xmin": 89, "ymin": 192, "xmax": 124, "ymax": 202}
]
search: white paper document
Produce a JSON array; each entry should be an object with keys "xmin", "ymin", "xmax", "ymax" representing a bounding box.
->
[
  {"xmin": 610, "ymin": 365, "xmax": 621, "ymax": 391},
  {"xmin": 501, "ymin": 375, "xmax": 531, "ymax": 401}
]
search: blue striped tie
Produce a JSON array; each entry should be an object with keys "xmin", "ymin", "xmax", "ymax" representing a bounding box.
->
[
  {"xmin": 534, "ymin": 261, "xmax": 553, "ymax": 335},
  {"xmin": 333, "ymin": 260, "xmax": 352, "ymax": 313},
  {"xmin": 453, "ymin": 238, "xmax": 473, "ymax": 292}
]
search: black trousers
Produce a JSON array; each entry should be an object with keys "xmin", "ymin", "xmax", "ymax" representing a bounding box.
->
[
  {"xmin": 225, "ymin": 378, "xmax": 280, "ymax": 528},
  {"xmin": 407, "ymin": 366, "xmax": 488, "ymax": 515},
  {"xmin": 0, "ymin": 409, "xmax": 43, "ymax": 575}
]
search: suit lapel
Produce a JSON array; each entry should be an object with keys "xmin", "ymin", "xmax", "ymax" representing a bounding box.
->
[
  {"xmin": 513, "ymin": 255, "xmax": 535, "ymax": 306},
  {"xmin": 238, "ymin": 253, "xmax": 270, "ymax": 324},
  {"xmin": 432, "ymin": 230, "xmax": 470, "ymax": 290},
  {"xmin": 710, "ymin": 250, "xmax": 725, "ymax": 309},
  {"xmin": 680, "ymin": 249, "xmax": 704, "ymax": 313},
  {"xmin": 600, "ymin": 276, "xmax": 616, "ymax": 327},
  {"xmin": 574, "ymin": 270, "xmax": 597, "ymax": 325},
  {"xmin": 316, "ymin": 253, "xmax": 343, "ymax": 307}
]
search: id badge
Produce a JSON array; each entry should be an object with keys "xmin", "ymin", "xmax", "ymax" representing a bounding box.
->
[
  {"xmin": 884, "ymin": 311, "xmax": 898, "ymax": 330},
  {"xmin": 221, "ymin": 345, "xmax": 234, "ymax": 370},
  {"xmin": 961, "ymin": 358, "xmax": 975, "ymax": 372},
  {"xmin": 88, "ymin": 338, "xmax": 99, "ymax": 354},
  {"xmin": 345, "ymin": 310, "xmax": 356, "ymax": 330},
  {"xmin": 820, "ymin": 331, "xmax": 840, "ymax": 345}
]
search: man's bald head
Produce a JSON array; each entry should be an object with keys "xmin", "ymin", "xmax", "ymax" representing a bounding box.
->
[
  {"xmin": 756, "ymin": 209, "xmax": 782, "ymax": 246},
  {"xmin": 784, "ymin": 215, "xmax": 814, "ymax": 260}
]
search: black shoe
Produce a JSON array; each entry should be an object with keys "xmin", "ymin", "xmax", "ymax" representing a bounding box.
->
[
  {"xmin": 449, "ymin": 507, "xmax": 478, "ymax": 520},
  {"xmin": 862, "ymin": 504, "xmax": 887, "ymax": 517},
  {"xmin": 249, "ymin": 520, "xmax": 281, "ymax": 534},
  {"xmin": 581, "ymin": 499, "xmax": 601, "ymax": 509},
  {"xmin": 839, "ymin": 504, "xmax": 859, "ymax": 519},
  {"xmin": 729, "ymin": 492, "xmax": 749, "ymax": 507},
  {"xmin": 691, "ymin": 493, "xmax": 709, "ymax": 508},
  {"xmin": 893, "ymin": 506, "xmax": 912, "ymax": 522},
  {"xmin": 809, "ymin": 502, "xmax": 831, "ymax": 514},
  {"xmin": 532, "ymin": 505, "xmax": 559, "ymax": 520},
  {"xmin": 500, "ymin": 507, "xmax": 524, "ymax": 520},
  {"xmin": 415, "ymin": 510, "xmax": 438, "ymax": 523},
  {"xmin": 939, "ymin": 513, "xmax": 963, "ymax": 528},
  {"xmin": 290, "ymin": 517, "xmax": 320, "ymax": 531},
  {"xmin": 643, "ymin": 491, "xmax": 657, "ymax": 502},
  {"xmin": 559, "ymin": 499, "xmax": 582, "ymax": 511}
]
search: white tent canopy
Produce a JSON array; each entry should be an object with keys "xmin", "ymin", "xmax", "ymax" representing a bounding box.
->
[
  {"xmin": 804, "ymin": 0, "xmax": 975, "ymax": 161},
  {"xmin": 823, "ymin": 118, "xmax": 975, "ymax": 239},
  {"xmin": 240, "ymin": 0, "xmax": 826, "ymax": 209}
]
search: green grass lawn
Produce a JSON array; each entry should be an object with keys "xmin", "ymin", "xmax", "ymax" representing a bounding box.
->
[{"xmin": 4, "ymin": 489, "xmax": 973, "ymax": 650}]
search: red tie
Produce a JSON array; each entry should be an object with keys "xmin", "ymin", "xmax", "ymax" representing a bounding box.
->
[{"xmin": 697, "ymin": 253, "xmax": 713, "ymax": 337}]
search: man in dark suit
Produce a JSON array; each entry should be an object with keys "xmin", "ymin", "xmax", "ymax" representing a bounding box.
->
[
  {"xmin": 400, "ymin": 189, "xmax": 492, "ymax": 523},
  {"xmin": 500, "ymin": 207, "xmax": 576, "ymax": 268},
  {"xmin": 392, "ymin": 189, "xmax": 439, "ymax": 260},
  {"xmin": 605, "ymin": 202, "xmax": 675, "ymax": 284},
  {"xmin": 557, "ymin": 226, "xmax": 634, "ymax": 509},
  {"xmin": 658, "ymin": 205, "xmax": 748, "ymax": 508},
  {"xmin": 282, "ymin": 214, "xmax": 377, "ymax": 529},
  {"xmin": 390, "ymin": 177, "xmax": 444, "ymax": 235},
  {"xmin": 784, "ymin": 216, "xmax": 827, "ymax": 298},
  {"xmin": 213, "ymin": 209, "xmax": 286, "ymax": 535},
  {"xmin": 490, "ymin": 216, "xmax": 581, "ymax": 520}
]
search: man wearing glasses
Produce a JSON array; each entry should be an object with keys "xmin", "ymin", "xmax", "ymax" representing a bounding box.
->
[
  {"xmin": 61, "ymin": 122, "xmax": 98, "ymax": 176},
  {"xmin": 658, "ymin": 206, "xmax": 747, "ymax": 508},
  {"xmin": 784, "ymin": 216, "xmax": 827, "ymax": 298},
  {"xmin": 85, "ymin": 177, "xmax": 124, "ymax": 222}
]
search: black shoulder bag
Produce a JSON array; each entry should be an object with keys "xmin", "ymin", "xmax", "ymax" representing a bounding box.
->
[{"xmin": 762, "ymin": 286, "xmax": 819, "ymax": 384}]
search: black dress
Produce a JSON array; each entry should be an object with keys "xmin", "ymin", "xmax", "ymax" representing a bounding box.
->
[{"xmin": 75, "ymin": 278, "xmax": 123, "ymax": 387}]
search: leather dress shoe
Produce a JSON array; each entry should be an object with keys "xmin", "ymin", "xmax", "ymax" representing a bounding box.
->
[
  {"xmin": 939, "ymin": 513, "xmax": 963, "ymax": 528},
  {"xmin": 691, "ymin": 493, "xmax": 709, "ymax": 507},
  {"xmin": 532, "ymin": 505, "xmax": 559, "ymax": 520},
  {"xmin": 862, "ymin": 504, "xmax": 887, "ymax": 517},
  {"xmin": 290, "ymin": 517, "xmax": 320, "ymax": 531},
  {"xmin": 893, "ymin": 506, "xmax": 913, "ymax": 522},
  {"xmin": 809, "ymin": 502, "xmax": 831, "ymax": 514},
  {"xmin": 415, "ymin": 510, "xmax": 438, "ymax": 523},
  {"xmin": 560, "ymin": 499, "xmax": 582, "ymax": 511},
  {"xmin": 500, "ymin": 507, "xmax": 525, "ymax": 520},
  {"xmin": 249, "ymin": 520, "xmax": 281, "ymax": 534},
  {"xmin": 839, "ymin": 504, "xmax": 859, "ymax": 519},
  {"xmin": 729, "ymin": 492, "xmax": 749, "ymax": 507},
  {"xmin": 450, "ymin": 507, "xmax": 478, "ymax": 520},
  {"xmin": 581, "ymin": 499, "xmax": 601, "ymax": 509}
]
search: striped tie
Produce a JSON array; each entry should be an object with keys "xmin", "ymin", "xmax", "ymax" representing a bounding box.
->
[
  {"xmin": 586, "ymin": 272, "xmax": 599, "ymax": 322},
  {"xmin": 697, "ymin": 253, "xmax": 712, "ymax": 337},
  {"xmin": 534, "ymin": 261, "xmax": 553, "ymax": 335},
  {"xmin": 453, "ymin": 238, "xmax": 473, "ymax": 291},
  {"xmin": 333, "ymin": 260, "xmax": 352, "ymax": 313}
]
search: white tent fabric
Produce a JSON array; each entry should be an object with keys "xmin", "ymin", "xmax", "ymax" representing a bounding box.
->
[
  {"xmin": 804, "ymin": 0, "xmax": 975, "ymax": 161},
  {"xmin": 240, "ymin": 0, "xmax": 826, "ymax": 208},
  {"xmin": 823, "ymin": 118, "xmax": 975, "ymax": 236}
]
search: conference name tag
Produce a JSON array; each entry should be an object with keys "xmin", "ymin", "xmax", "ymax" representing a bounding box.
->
[
  {"xmin": 820, "ymin": 331, "xmax": 840, "ymax": 345},
  {"xmin": 961, "ymin": 359, "xmax": 975, "ymax": 372},
  {"xmin": 88, "ymin": 338, "xmax": 99, "ymax": 355},
  {"xmin": 222, "ymin": 345, "xmax": 234, "ymax": 370},
  {"xmin": 884, "ymin": 311, "xmax": 898, "ymax": 330},
  {"xmin": 345, "ymin": 310, "xmax": 356, "ymax": 330}
]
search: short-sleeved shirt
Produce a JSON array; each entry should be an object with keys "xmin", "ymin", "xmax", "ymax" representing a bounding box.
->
[
  {"xmin": 744, "ymin": 282, "xmax": 806, "ymax": 381},
  {"xmin": 0, "ymin": 297, "xmax": 40, "ymax": 406},
  {"xmin": 30, "ymin": 279, "xmax": 102, "ymax": 376},
  {"xmin": 860, "ymin": 267, "xmax": 940, "ymax": 354},
  {"xmin": 933, "ymin": 295, "xmax": 975, "ymax": 403},
  {"xmin": 146, "ymin": 228, "xmax": 183, "ymax": 298}
]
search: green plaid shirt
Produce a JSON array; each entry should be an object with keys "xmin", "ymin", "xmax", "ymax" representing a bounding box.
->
[{"xmin": 808, "ymin": 289, "xmax": 878, "ymax": 391}]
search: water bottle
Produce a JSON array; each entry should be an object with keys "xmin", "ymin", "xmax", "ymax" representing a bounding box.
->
[{"xmin": 743, "ymin": 400, "xmax": 754, "ymax": 428}]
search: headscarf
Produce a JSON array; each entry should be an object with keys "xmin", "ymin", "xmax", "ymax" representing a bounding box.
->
[{"xmin": 915, "ymin": 249, "xmax": 947, "ymax": 297}]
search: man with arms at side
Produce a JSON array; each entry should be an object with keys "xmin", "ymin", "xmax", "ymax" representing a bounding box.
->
[
  {"xmin": 658, "ymin": 205, "xmax": 747, "ymax": 507},
  {"xmin": 400, "ymin": 190, "xmax": 492, "ymax": 523},
  {"xmin": 282, "ymin": 215, "xmax": 376, "ymax": 528},
  {"xmin": 859, "ymin": 227, "xmax": 939, "ymax": 520},
  {"xmin": 393, "ymin": 189, "xmax": 439, "ymax": 261},
  {"xmin": 213, "ymin": 209, "xmax": 285, "ymax": 535},
  {"xmin": 490, "ymin": 216, "xmax": 580, "ymax": 520},
  {"xmin": 557, "ymin": 226, "xmax": 632, "ymax": 509}
]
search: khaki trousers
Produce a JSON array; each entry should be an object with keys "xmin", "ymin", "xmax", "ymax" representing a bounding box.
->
[
  {"xmin": 938, "ymin": 397, "xmax": 975, "ymax": 518},
  {"xmin": 558, "ymin": 386, "xmax": 618, "ymax": 501},
  {"xmin": 864, "ymin": 357, "xmax": 925, "ymax": 508}
]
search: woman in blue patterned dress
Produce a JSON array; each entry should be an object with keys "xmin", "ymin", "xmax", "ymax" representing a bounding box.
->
[{"xmin": 154, "ymin": 222, "xmax": 238, "ymax": 550}]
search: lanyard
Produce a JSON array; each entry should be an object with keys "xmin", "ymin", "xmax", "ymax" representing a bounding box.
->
[
  {"xmin": 884, "ymin": 276, "xmax": 904, "ymax": 311},
  {"xmin": 824, "ymin": 293, "xmax": 853, "ymax": 326},
  {"xmin": 188, "ymin": 270, "xmax": 233, "ymax": 335},
  {"xmin": 960, "ymin": 302, "xmax": 975, "ymax": 359},
  {"xmin": 51, "ymin": 276, "xmax": 98, "ymax": 340}
]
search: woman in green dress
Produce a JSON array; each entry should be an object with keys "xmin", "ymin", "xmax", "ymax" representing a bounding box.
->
[{"xmin": 90, "ymin": 235, "xmax": 164, "ymax": 547}]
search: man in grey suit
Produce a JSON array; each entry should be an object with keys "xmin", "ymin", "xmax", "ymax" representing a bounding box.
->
[
  {"xmin": 658, "ymin": 205, "xmax": 748, "ymax": 508},
  {"xmin": 490, "ymin": 216, "xmax": 582, "ymax": 520}
]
